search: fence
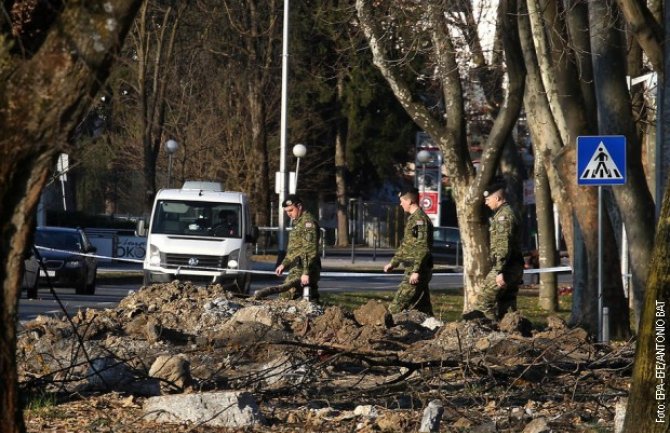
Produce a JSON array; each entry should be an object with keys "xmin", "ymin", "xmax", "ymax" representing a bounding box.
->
[
  {"xmin": 255, "ymin": 226, "xmax": 327, "ymax": 258},
  {"xmin": 257, "ymin": 200, "xmax": 408, "ymax": 253},
  {"xmin": 318, "ymin": 200, "xmax": 405, "ymax": 248}
]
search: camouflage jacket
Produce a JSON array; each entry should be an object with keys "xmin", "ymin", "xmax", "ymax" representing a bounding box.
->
[
  {"xmin": 489, "ymin": 203, "xmax": 523, "ymax": 274},
  {"xmin": 390, "ymin": 208, "xmax": 434, "ymax": 273},
  {"xmin": 282, "ymin": 210, "xmax": 321, "ymax": 275}
]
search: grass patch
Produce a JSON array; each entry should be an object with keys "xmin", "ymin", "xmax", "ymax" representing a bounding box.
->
[
  {"xmin": 23, "ymin": 391, "xmax": 59, "ymax": 412},
  {"xmin": 322, "ymin": 288, "xmax": 572, "ymax": 330}
]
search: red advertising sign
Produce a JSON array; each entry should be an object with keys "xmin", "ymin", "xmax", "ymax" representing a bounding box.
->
[{"xmin": 419, "ymin": 191, "xmax": 438, "ymax": 215}]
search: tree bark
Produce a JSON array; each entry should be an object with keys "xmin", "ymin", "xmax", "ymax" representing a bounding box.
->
[
  {"xmin": 524, "ymin": 0, "xmax": 637, "ymax": 336},
  {"xmin": 534, "ymin": 154, "xmax": 558, "ymax": 311},
  {"xmin": 132, "ymin": 3, "xmax": 182, "ymax": 212},
  {"xmin": 355, "ymin": 0, "xmax": 525, "ymax": 311},
  {"xmin": 0, "ymin": 3, "xmax": 142, "ymax": 432},
  {"xmin": 615, "ymin": 0, "xmax": 663, "ymax": 72},
  {"xmin": 518, "ymin": 4, "xmax": 575, "ymax": 260},
  {"xmin": 622, "ymin": 182, "xmax": 670, "ymax": 432},
  {"xmin": 562, "ymin": 0, "xmax": 598, "ymax": 128},
  {"xmin": 248, "ymin": 78, "xmax": 271, "ymax": 227},
  {"xmin": 335, "ymin": 71, "xmax": 350, "ymax": 247},
  {"xmin": 589, "ymin": 0, "xmax": 656, "ymax": 326}
]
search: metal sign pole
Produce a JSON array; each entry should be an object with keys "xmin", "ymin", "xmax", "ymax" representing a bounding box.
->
[
  {"xmin": 577, "ymin": 135, "xmax": 626, "ymax": 343},
  {"xmin": 598, "ymin": 185, "xmax": 603, "ymax": 342}
]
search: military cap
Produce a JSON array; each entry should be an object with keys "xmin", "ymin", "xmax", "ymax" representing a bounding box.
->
[
  {"xmin": 398, "ymin": 185, "xmax": 420, "ymax": 197},
  {"xmin": 282, "ymin": 194, "xmax": 303, "ymax": 207},
  {"xmin": 483, "ymin": 178, "xmax": 506, "ymax": 197}
]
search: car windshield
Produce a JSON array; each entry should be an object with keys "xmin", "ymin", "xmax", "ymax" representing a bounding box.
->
[
  {"xmin": 35, "ymin": 230, "xmax": 82, "ymax": 251},
  {"xmin": 151, "ymin": 200, "xmax": 242, "ymax": 238},
  {"xmin": 433, "ymin": 227, "xmax": 460, "ymax": 243}
]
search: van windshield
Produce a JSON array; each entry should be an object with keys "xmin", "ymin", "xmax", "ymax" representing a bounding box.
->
[{"xmin": 151, "ymin": 200, "xmax": 242, "ymax": 238}]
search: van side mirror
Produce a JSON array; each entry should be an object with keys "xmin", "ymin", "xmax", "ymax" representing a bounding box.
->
[
  {"xmin": 136, "ymin": 220, "xmax": 147, "ymax": 237},
  {"xmin": 246, "ymin": 226, "xmax": 259, "ymax": 244}
]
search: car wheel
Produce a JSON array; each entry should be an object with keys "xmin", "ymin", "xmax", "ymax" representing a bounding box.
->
[
  {"xmin": 234, "ymin": 273, "xmax": 252, "ymax": 294},
  {"xmin": 75, "ymin": 278, "xmax": 87, "ymax": 295},
  {"xmin": 85, "ymin": 274, "xmax": 96, "ymax": 295},
  {"xmin": 26, "ymin": 283, "xmax": 38, "ymax": 299}
]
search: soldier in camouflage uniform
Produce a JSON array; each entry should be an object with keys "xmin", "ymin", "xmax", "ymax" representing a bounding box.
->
[
  {"xmin": 475, "ymin": 180, "xmax": 524, "ymax": 321},
  {"xmin": 253, "ymin": 194, "xmax": 321, "ymax": 300},
  {"xmin": 384, "ymin": 187, "xmax": 434, "ymax": 315}
]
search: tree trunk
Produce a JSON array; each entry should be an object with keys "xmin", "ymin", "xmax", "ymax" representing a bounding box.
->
[
  {"xmin": 589, "ymin": 0, "xmax": 655, "ymax": 326},
  {"xmin": 355, "ymin": 0, "xmax": 525, "ymax": 311},
  {"xmin": 0, "ymin": 162, "xmax": 51, "ymax": 433},
  {"xmin": 335, "ymin": 71, "xmax": 349, "ymax": 247},
  {"xmin": 457, "ymin": 206, "xmax": 490, "ymax": 311},
  {"xmin": 615, "ymin": 0, "xmax": 663, "ymax": 72},
  {"xmin": 562, "ymin": 0, "xmax": 598, "ymax": 129},
  {"xmin": 519, "ymin": 3, "xmax": 573, "ymax": 260},
  {"xmin": 134, "ymin": 4, "xmax": 181, "ymax": 212},
  {"xmin": 525, "ymin": 0, "xmax": 634, "ymax": 336},
  {"xmin": 0, "ymin": 4, "xmax": 142, "ymax": 432},
  {"xmin": 557, "ymin": 147, "xmax": 630, "ymax": 337},
  {"xmin": 535, "ymin": 155, "xmax": 558, "ymax": 311},
  {"xmin": 248, "ymin": 79, "xmax": 271, "ymax": 227},
  {"xmin": 518, "ymin": 5, "xmax": 575, "ymax": 260},
  {"xmin": 622, "ymin": 181, "xmax": 670, "ymax": 432}
]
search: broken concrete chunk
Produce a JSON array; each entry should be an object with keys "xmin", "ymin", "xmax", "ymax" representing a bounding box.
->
[
  {"xmin": 421, "ymin": 317, "xmax": 443, "ymax": 331},
  {"xmin": 522, "ymin": 417, "xmax": 550, "ymax": 433},
  {"xmin": 354, "ymin": 404, "xmax": 378, "ymax": 419},
  {"xmin": 259, "ymin": 355, "xmax": 307, "ymax": 386},
  {"xmin": 87, "ymin": 357, "xmax": 160, "ymax": 396},
  {"xmin": 419, "ymin": 399, "xmax": 443, "ymax": 432},
  {"xmin": 148, "ymin": 354, "xmax": 193, "ymax": 393},
  {"xmin": 143, "ymin": 391, "xmax": 265, "ymax": 427}
]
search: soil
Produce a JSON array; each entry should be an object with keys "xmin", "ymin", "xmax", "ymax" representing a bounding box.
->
[{"xmin": 18, "ymin": 281, "xmax": 633, "ymax": 432}]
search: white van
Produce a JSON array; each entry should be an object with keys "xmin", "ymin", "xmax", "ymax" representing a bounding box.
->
[{"xmin": 137, "ymin": 181, "xmax": 258, "ymax": 292}]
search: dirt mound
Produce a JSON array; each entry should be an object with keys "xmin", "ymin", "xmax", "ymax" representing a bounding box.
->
[{"xmin": 18, "ymin": 281, "xmax": 633, "ymax": 433}]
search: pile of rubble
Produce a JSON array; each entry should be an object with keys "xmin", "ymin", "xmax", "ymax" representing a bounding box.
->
[{"xmin": 18, "ymin": 281, "xmax": 634, "ymax": 432}]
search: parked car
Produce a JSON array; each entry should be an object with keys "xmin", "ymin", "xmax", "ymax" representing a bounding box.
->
[
  {"xmin": 432, "ymin": 226, "xmax": 462, "ymax": 265},
  {"xmin": 25, "ymin": 226, "xmax": 98, "ymax": 296}
]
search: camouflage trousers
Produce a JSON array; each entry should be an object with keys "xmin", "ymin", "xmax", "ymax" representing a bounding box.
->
[
  {"xmin": 477, "ymin": 267, "xmax": 524, "ymax": 321},
  {"xmin": 389, "ymin": 269, "xmax": 433, "ymax": 316},
  {"xmin": 254, "ymin": 268, "xmax": 320, "ymax": 301}
]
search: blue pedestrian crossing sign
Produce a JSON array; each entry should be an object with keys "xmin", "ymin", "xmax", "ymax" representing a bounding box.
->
[{"xmin": 577, "ymin": 135, "xmax": 626, "ymax": 186}]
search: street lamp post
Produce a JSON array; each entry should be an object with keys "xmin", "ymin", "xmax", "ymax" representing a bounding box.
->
[
  {"xmin": 292, "ymin": 143, "xmax": 307, "ymax": 192},
  {"xmin": 277, "ymin": 0, "xmax": 291, "ymax": 261},
  {"xmin": 165, "ymin": 139, "xmax": 179, "ymax": 188},
  {"xmin": 417, "ymin": 149, "xmax": 432, "ymax": 209}
]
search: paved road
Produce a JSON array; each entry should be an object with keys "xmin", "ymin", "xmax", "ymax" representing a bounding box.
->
[
  {"xmin": 17, "ymin": 270, "xmax": 468, "ymax": 323},
  {"xmin": 17, "ymin": 250, "xmax": 570, "ymax": 323}
]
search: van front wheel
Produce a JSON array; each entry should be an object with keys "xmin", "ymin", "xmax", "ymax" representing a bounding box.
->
[{"xmin": 235, "ymin": 273, "xmax": 252, "ymax": 294}]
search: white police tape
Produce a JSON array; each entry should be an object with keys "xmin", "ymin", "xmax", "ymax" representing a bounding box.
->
[
  {"xmin": 315, "ymin": 265, "xmax": 571, "ymax": 278},
  {"xmin": 35, "ymin": 246, "xmax": 144, "ymax": 264},
  {"xmin": 35, "ymin": 246, "xmax": 572, "ymax": 278}
]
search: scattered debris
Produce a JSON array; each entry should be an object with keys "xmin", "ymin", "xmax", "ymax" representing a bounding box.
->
[
  {"xmin": 143, "ymin": 391, "xmax": 265, "ymax": 427},
  {"xmin": 419, "ymin": 399, "xmax": 444, "ymax": 432},
  {"xmin": 18, "ymin": 280, "xmax": 635, "ymax": 432}
]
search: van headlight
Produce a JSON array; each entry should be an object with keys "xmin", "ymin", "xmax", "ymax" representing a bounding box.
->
[
  {"xmin": 227, "ymin": 249, "xmax": 240, "ymax": 269},
  {"xmin": 148, "ymin": 244, "xmax": 161, "ymax": 266}
]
